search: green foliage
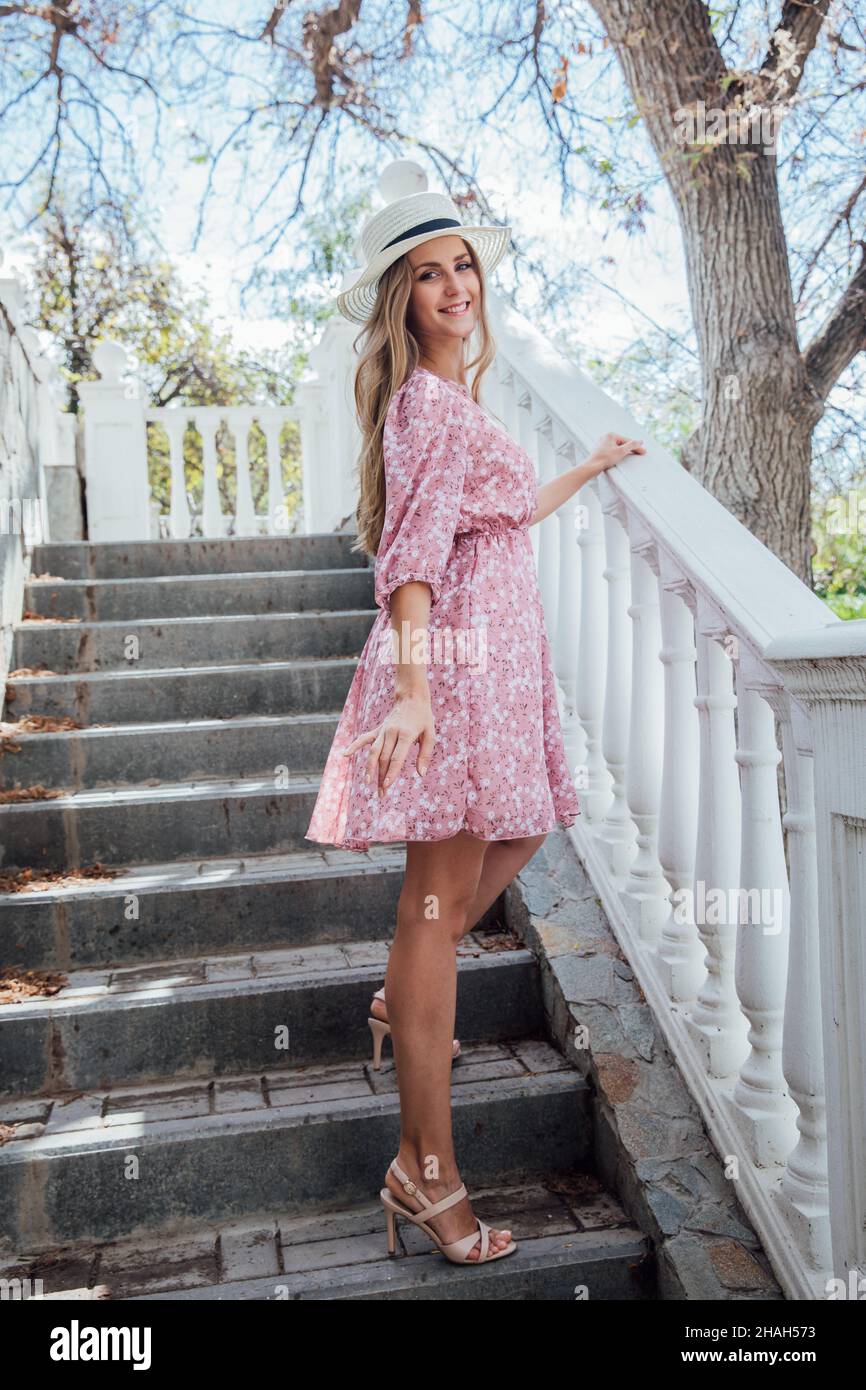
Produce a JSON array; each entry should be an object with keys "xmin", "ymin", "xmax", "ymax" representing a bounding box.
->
[{"xmin": 812, "ymin": 490, "xmax": 866, "ymax": 619}]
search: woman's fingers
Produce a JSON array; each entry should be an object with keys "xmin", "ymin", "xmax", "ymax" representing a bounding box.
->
[
  {"xmin": 376, "ymin": 726, "xmax": 401, "ymax": 793},
  {"xmin": 380, "ymin": 731, "xmax": 416, "ymax": 794},
  {"xmin": 341, "ymin": 727, "xmax": 379, "ymax": 757},
  {"xmin": 365, "ymin": 728, "xmax": 385, "ymax": 784},
  {"xmin": 341, "ymin": 704, "xmax": 437, "ymax": 794},
  {"xmin": 415, "ymin": 724, "xmax": 436, "ymax": 778}
]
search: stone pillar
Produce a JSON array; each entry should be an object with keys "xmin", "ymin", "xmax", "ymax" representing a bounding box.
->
[{"xmin": 76, "ymin": 340, "xmax": 151, "ymax": 541}]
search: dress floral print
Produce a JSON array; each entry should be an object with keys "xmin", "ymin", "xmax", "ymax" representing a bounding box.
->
[{"xmin": 305, "ymin": 364, "xmax": 581, "ymax": 851}]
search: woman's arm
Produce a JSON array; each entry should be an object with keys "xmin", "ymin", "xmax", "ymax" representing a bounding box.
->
[
  {"xmin": 529, "ymin": 432, "xmax": 647, "ymax": 526},
  {"xmin": 342, "ymin": 579, "xmax": 438, "ymax": 796}
]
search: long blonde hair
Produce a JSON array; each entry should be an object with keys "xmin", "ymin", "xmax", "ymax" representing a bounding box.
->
[{"xmin": 348, "ymin": 238, "xmax": 498, "ymax": 559}]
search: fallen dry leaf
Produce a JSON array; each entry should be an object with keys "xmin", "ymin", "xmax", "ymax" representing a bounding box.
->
[
  {"xmin": 20, "ymin": 611, "xmax": 81, "ymax": 624},
  {"xmin": 0, "ymin": 784, "xmax": 65, "ymax": 803},
  {"xmin": 0, "ymin": 863, "xmax": 119, "ymax": 893},
  {"xmin": 0, "ymin": 967, "xmax": 68, "ymax": 1004}
]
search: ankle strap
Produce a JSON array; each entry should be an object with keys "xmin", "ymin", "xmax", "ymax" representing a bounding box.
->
[{"xmin": 389, "ymin": 1157, "xmax": 467, "ymax": 1219}]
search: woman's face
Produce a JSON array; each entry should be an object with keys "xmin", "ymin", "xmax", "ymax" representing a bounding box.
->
[{"xmin": 405, "ymin": 235, "xmax": 480, "ymax": 346}]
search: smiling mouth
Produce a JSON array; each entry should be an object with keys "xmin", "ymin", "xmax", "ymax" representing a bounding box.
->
[{"xmin": 440, "ymin": 300, "xmax": 471, "ymax": 316}]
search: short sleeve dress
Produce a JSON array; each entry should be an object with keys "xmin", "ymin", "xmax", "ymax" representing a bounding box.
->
[{"xmin": 304, "ymin": 364, "xmax": 581, "ymax": 851}]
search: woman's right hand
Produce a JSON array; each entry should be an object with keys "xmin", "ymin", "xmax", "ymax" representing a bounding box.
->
[
  {"xmin": 587, "ymin": 432, "xmax": 646, "ymax": 476},
  {"xmin": 341, "ymin": 690, "xmax": 436, "ymax": 795}
]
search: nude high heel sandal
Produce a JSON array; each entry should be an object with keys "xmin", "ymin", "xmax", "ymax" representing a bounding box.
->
[
  {"xmin": 380, "ymin": 1157, "xmax": 517, "ymax": 1264},
  {"xmin": 367, "ymin": 987, "xmax": 461, "ymax": 1070}
]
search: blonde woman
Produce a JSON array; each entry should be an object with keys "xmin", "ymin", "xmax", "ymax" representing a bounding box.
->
[{"xmin": 306, "ymin": 163, "xmax": 645, "ymax": 1266}]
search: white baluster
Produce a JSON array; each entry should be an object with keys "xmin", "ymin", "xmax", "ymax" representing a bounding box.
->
[
  {"xmin": 200, "ymin": 408, "xmax": 224, "ymax": 537},
  {"xmin": 728, "ymin": 653, "xmax": 797, "ymax": 1162},
  {"xmin": 499, "ymin": 368, "xmax": 539, "ymax": 571},
  {"xmin": 574, "ymin": 481, "xmax": 610, "ymax": 818},
  {"xmin": 261, "ymin": 409, "xmax": 285, "ymax": 535},
  {"xmin": 769, "ymin": 690, "xmax": 831, "ymax": 1271},
  {"xmin": 163, "ymin": 414, "xmax": 191, "ymax": 540},
  {"xmin": 685, "ymin": 599, "xmax": 748, "ymax": 1076},
  {"xmin": 622, "ymin": 524, "xmax": 669, "ymax": 942},
  {"xmin": 535, "ymin": 428, "xmax": 559, "ymax": 629},
  {"xmin": 655, "ymin": 562, "xmax": 704, "ymax": 1001},
  {"xmin": 553, "ymin": 436, "xmax": 587, "ymax": 781},
  {"xmin": 597, "ymin": 484, "xmax": 634, "ymax": 873},
  {"xmin": 234, "ymin": 409, "xmax": 257, "ymax": 536}
]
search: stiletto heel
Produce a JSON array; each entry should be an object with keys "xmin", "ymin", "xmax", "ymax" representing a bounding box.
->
[
  {"xmin": 367, "ymin": 987, "xmax": 461, "ymax": 1069},
  {"xmin": 384, "ymin": 1204, "xmax": 397, "ymax": 1255},
  {"xmin": 379, "ymin": 1157, "xmax": 517, "ymax": 1264},
  {"xmin": 368, "ymin": 1016, "xmax": 390, "ymax": 1070}
]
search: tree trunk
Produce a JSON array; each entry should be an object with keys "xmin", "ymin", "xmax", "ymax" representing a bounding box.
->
[{"xmin": 589, "ymin": 0, "xmax": 823, "ymax": 585}]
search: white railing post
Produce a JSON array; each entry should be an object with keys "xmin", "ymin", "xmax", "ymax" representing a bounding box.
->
[
  {"xmin": 553, "ymin": 437, "xmax": 587, "ymax": 783},
  {"xmin": 655, "ymin": 561, "xmax": 703, "ymax": 1000},
  {"xmin": 162, "ymin": 412, "xmax": 191, "ymax": 539},
  {"xmin": 306, "ymin": 319, "xmax": 363, "ymax": 531},
  {"xmin": 534, "ymin": 429, "xmax": 559, "ymax": 628},
  {"xmin": 622, "ymin": 522, "xmax": 669, "ymax": 941},
  {"xmin": 199, "ymin": 408, "xmax": 225, "ymax": 536},
  {"xmin": 728, "ymin": 653, "xmax": 797, "ymax": 1164},
  {"xmin": 77, "ymin": 341, "xmax": 151, "ymax": 542},
  {"xmin": 598, "ymin": 489, "xmax": 634, "ymax": 871},
  {"xmin": 295, "ymin": 381, "xmax": 329, "ymax": 534},
  {"xmin": 685, "ymin": 603, "xmax": 748, "ymax": 1076},
  {"xmin": 575, "ymin": 482, "xmax": 611, "ymax": 820},
  {"xmin": 260, "ymin": 408, "xmax": 285, "ymax": 535},
  {"xmin": 233, "ymin": 409, "xmax": 256, "ymax": 537},
  {"xmin": 763, "ymin": 623, "xmax": 866, "ymax": 1291},
  {"xmin": 768, "ymin": 688, "xmax": 831, "ymax": 1273}
]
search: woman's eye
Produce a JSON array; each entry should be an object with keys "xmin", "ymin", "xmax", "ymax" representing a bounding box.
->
[{"xmin": 421, "ymin": 263, "xmax": 472, "ymax": 280}]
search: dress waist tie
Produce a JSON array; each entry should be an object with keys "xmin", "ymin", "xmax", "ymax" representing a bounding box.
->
[{"xmin": 454, "ymin": 518, "xmax": 528, "ymax": 542}]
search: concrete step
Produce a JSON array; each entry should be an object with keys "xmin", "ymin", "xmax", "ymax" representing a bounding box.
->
[
  {"xmin": 4, "ymin": 656, "xmax": 359, "ymax": 724},
  {"xmin": 0, "ymin": 1043, "xmax": 592, "ymax": 1247},
  {"xmin": 31, "ymin": 534, "xmax": 370, "ymax": 581},
  {"xmin": 24, "ymin": 568, "xmax": 374, "ymax": 622},
  {"xmin": 3, "ymin": 1177, "xmax": 653, "ymax": 1301},
  {"xmin": 0, "ymin": 772, "xmax": 328, "ymax": 872},
  {"xmin": 0, "ymin": 846, "xmax": 405, "ymax": 972},
  {"xmin": 0, "ymin": 712, "xmax": 340, "ymax": 791},
  {"xmin": 14, "ymin": 608, "xmax": 376, "ymax": 673},
  {"xmin": 0, "ymin": 935, "xmax": 542, "ymax": 1097}
]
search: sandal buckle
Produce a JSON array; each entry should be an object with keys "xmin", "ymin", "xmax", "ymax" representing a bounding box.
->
[{"xmin": 403, "ymin": 1180, "xmax": 417, "ymax": 1194}]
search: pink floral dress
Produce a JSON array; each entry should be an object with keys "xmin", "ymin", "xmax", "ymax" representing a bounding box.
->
[{"xmin": 304, "ymin": 364, "xmax": 581, "ymax": 851}]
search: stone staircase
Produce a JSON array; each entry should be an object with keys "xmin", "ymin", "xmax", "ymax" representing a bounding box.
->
[{"xmin": 0, "ymin": 534, "xmax": 655, "ymax": 1300}]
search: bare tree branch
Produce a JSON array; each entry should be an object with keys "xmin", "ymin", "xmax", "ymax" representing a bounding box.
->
[
  {"xmin": 759, "ymin": 0, "xmax": 831, "ymax": 101},
  {"xmin": 804, "ymin": 244, "xmax": 866, "ymax": 399}
]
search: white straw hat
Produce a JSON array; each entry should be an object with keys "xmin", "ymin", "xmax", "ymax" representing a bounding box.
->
[{"xmin": 335, "ymin": 160, "xmax": 511, "ymax": 325}]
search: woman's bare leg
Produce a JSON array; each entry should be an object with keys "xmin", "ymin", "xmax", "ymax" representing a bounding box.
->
[
  {"xmin": 371, "ymin": 832, "xmax": 547, "ymax": 1022},
  {"xmin": 382, "ymin": 830, "xmax": 513, "ymax": 1258},
  {"xmin": 461, "ymin": 832, "xmax": 548, "ymax": 935}
]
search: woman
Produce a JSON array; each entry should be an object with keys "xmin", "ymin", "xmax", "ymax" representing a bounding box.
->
[{"xmin": 305, "ymin": 163, "xmax": 645, "ymax": 1266}]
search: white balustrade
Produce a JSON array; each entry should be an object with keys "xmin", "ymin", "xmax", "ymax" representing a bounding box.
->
[
  {"xmin": 77, "ymin": 328, "xmax": 372, "ymax": 540},
  {"xmin": 481, "ymin": 291, "xmax": 863, "ymax": 1300}
]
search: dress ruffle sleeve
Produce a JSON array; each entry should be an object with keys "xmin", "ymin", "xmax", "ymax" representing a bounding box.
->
[{"xmin": 374, "ymin": 371, "xmax": 469, "ymax": 614}]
